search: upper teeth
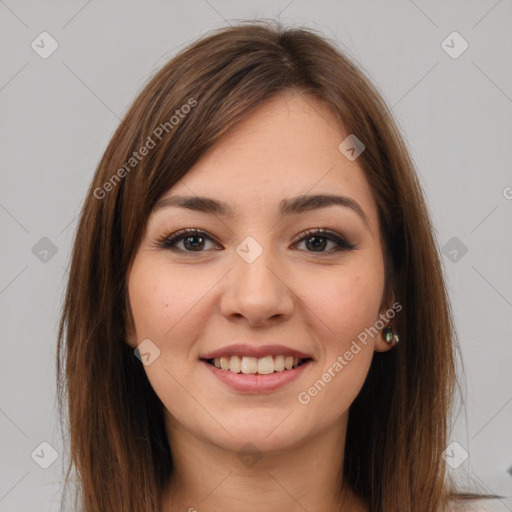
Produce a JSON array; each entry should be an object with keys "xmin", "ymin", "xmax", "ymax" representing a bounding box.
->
[{"xmin": 213, "ymin": 355, "xmax": 301, "ymax": 374}]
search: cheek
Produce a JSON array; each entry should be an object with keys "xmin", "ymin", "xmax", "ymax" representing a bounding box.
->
[
  {"xmin": 301, "ymin": 264, "xmax": 384, "ymax": 349},
  {"xmin": 128, "ymin": 259, "xmax": 210, "ymax": 344},
  {"xmin": 292, "ymin": 262, "xmax": 383, "ymax": 406},
  {"xmin": 336, "ymin": 273, "xmax": 383, "ymax": 339},
  {"xmin": 127, "ymin": 260, "xmax": 212, "ymax": 419},
  {"xmin": 292, "ymin": 279, "xmax": 378, "ymax": 415}
]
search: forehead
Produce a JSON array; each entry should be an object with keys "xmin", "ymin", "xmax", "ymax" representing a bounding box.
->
[{"xmin": 159, "ymin": 91, "xmax": 379, "ymax": 230}]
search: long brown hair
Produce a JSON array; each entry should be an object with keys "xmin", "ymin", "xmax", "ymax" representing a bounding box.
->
[{"xmin": 57, "ymin": 20, "xmax": 492, "ymax": 512}]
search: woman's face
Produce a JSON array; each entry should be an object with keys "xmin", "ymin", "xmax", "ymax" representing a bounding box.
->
[{"xmin": 126, "ymin": 91, "xmax": 393, "ymax": 454}]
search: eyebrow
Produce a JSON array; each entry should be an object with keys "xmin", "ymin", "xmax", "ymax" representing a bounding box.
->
[{"xmin": 153, "ymin": 193, "xmax": 370, "ymax": 229}]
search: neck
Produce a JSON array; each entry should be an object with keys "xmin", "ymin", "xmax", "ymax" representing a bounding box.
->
[{"xmin": 161, "ymin": 412, "xmax": 368, "ymax": 512}]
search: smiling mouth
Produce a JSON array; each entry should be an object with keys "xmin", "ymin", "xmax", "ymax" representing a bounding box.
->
[{"xmin": 203, "ymin": 355, "xmax": 312, "ymax": 375}]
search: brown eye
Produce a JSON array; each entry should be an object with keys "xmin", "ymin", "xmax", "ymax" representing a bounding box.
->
[
  {"xmin": 294, "ymin": 228, "xmax": 355, "ymax": 254},
  {"xmin": 158, "ymin": 229, "xmax": 219, "ymax": 253}
]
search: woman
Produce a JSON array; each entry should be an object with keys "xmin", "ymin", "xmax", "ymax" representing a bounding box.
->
[{"xmin": 56, "ymin": 20, "xmax": 499, "ymax": 512}]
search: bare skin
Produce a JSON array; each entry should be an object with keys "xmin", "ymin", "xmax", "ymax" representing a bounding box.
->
[{"xmin": 126, "ymin": 90, "xmax": 395, "ymax": 512}]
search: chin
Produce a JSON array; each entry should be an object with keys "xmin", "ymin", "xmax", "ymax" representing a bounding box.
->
[{"xmin": 200, "ymin": 412, "xmax": 314, "ymax": 454}]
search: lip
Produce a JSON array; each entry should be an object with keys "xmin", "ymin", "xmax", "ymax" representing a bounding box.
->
[
  {"xmin": 199, "ymin": 344, "xmax": 314, "ymax": 360},
  {"xmin": 202, "ymin": 358, "xmax": 313, "ymax": 393}
]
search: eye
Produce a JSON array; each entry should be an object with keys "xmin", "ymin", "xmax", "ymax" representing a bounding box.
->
[
  {"xmin": 156, "ymin": 227, "xmax": 355, "ymax": 255},
  {"xmin": 156, "ymin": 228, "xmax": 220, "ymax": 254},
  {"xmin": 293, "ymin": 228, "xmax": 356, "ymax": 254}
]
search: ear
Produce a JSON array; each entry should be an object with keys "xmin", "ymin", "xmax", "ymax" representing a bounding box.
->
[{"xmin": 374, "ymin": 290, "xmax": 400, "ymax": 353}]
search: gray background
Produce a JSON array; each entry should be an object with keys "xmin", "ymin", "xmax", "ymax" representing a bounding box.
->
[{"xmin": 1, "ymin": 1, "xmax": 511, "ymax": 511}]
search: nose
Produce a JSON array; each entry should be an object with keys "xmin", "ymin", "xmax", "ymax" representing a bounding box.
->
[{"xmin": 219, "ymin": 245, "xmax": 294, "ymax": 326}]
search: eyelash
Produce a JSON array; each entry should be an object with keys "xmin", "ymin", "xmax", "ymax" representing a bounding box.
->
[{"xmin": 155, "ymin": 228, "xmax": 356, "ymax": 256}]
